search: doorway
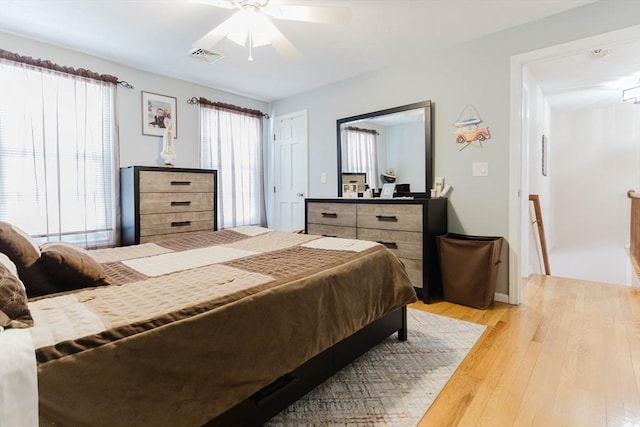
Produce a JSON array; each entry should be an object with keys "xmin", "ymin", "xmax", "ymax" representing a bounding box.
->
[{"xmin": 509, "ymin": 25, "xmax": 640, "ymax": 302}]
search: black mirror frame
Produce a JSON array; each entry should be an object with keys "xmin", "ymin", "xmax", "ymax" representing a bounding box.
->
[{"xmin": 336, "ymin": 100, "xmax": 433, "ymax": 198}]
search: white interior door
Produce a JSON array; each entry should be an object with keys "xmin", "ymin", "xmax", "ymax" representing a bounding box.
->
[{"xmin": 273, "ymin": 110, "xmax": 308, "ymax": 232}]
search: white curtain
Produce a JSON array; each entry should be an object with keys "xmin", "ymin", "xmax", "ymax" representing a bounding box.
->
[
  {"xmin": 200, "ymin": 106, "xmax": 265, "ymax": 229},
  {"xmin": 342, "ymin": 128, "xmax": 379, "ymax": 190},
  {"xmin": 0, "ymin": 59, "xmax": 118, "ymax": 248}
]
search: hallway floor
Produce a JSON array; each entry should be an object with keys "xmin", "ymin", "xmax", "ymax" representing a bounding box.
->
[
  {"xmin": 416, "ymin": 274, "xmax": 640, "ymax": 426},
  {"xmin": 549, "ymin": 243, "xmax": 639, "ymax": 287}
]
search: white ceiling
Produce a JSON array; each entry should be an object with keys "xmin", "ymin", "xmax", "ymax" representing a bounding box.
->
[
  {"xmin": 528, "ymin": 37, "xmax": 640, "ymax": 111},
  {"xmin": 0, "ymin": 0, "xmax": 599, "ymax": 102}
]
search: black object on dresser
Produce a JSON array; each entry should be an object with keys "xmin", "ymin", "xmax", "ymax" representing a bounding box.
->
[
  {"xmin": 305, "ymin": 198, "xmax": 447, "ymax": 303},
  {"xmin": 120, "ymin": 166, "xmax": 217, "ymax": 245}
]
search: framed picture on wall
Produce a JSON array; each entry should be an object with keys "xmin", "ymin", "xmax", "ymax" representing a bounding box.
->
[
  {"xmin": 541, "ymin": 134, "xmax": 548, "ymax": 176},
  {"xmin": 142, "ymin": 91, "xmax": 177, "ymax": 138}
]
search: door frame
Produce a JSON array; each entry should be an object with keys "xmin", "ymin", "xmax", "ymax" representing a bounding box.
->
[{"xmin": 508, "ymin": 25, "xmax": 640, "ymax": 304}]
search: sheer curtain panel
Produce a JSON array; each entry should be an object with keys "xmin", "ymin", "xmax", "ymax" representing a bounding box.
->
[
  {"xmin": 200, "ymin": 103, "xmax": 265, "ymax": 228},
  {"xmin": 342, "ymin": 128, "xmax": 379, "ymax": 191},
  {"xmin": 0, "ymin": 56, "xmax": 119, "ymax": 248}
]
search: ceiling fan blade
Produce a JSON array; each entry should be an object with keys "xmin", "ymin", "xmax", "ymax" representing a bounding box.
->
[
  {"xmin": 264, "ymin": 5, "xmax": 351, "ymax": 26},
  {"xmin": 193, "ymin": 14, "xmax": 241, "ymax": 49},
  {"xmin": 266, "ymin": 22, "xmax": 300, "ymax": 62}
]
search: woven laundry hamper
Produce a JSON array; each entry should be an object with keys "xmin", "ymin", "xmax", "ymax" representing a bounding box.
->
[{"xmin": 436, "ymin": 233, "xmax": 503, "ymax": 309}]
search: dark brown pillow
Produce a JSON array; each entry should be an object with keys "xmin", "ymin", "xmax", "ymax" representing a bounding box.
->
[
  {"xmin": 0, "ymin": 262, "xmax": 34, "ymax": 329},
  {"xmin": 0, "ymin": 252, "xmax": 20, "ymax": 279},
  {"xmin": 40, "ymin": 242, "xmax": 109, "ymax": 291},
  {"xmin": 0, "ymin": 221, "xmax": 57, "ymax": 297}
]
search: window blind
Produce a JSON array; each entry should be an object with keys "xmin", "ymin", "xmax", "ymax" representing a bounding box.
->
[{"xmin": 0, "ymin": 60, "xmax": 118, "ymax": 248}]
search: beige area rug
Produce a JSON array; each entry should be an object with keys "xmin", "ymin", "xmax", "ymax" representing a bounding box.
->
[{"xmin": 267, "ymin": 308, "xmax": 487, "ymax": 426}]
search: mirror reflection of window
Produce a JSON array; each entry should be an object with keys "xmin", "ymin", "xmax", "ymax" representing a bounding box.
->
[{"xmin": 341, "ymin": 126, "xmax": 379, "ymax": 191}]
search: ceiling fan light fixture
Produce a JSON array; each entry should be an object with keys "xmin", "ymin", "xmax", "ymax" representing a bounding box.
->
[
  {"xmin": 194, "ymin": 0, "xmax": 347, "ymax": 62},
  {"xmin": 226, "ymin": 5, "xmax": 275, "ymax": 47}
]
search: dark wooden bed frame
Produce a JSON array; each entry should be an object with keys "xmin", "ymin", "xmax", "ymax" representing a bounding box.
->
[{"xmin": 206, "ymin": 305, "xmax": 408, "ymax": 426}]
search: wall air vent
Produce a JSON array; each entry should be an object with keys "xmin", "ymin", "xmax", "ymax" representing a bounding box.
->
[{"xmin": 189, "ymin": 48, "xmax": 224, "ymax": 64}]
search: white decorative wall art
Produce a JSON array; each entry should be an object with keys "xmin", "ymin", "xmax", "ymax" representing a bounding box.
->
[{"xmin": 453, "ymin": 104, "xmax": 491, "ymax": 150}]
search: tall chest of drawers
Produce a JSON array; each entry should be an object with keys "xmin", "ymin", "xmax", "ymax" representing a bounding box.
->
[
  {"xmin": 120, "ymin": 166, "xmax": 217, "ymax": 245},
  {"xmin": 305, "ymin": 198, "xmax": 447, "ymax": 303}
]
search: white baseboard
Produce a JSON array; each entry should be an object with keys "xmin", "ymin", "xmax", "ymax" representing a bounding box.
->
[{"xmin": 494, "ymin": 292, "xmax": 510, "ymax": 304}]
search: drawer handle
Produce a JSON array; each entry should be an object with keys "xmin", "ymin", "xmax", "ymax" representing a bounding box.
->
[
  {"xmin": 171, "ymin": 201, "xmax": 192, "ymax": 206},
  {"xmin": 321, "ymin": 212, "xmax": 338, "ymax": 218},
  {"xmin": 171, "ymin": 221, "xmax": 192, "ymax": 227},
  {"xmin": 378, "ymin": 241, "xmax": 398, "ymax": 249},
  {"xmin": 253, "ymin": 373, "xmax": 298, "ymax": 406},
  {"xmin": 376, "ymin": 215, "xmax": 398, "ymax": 222},
  {"xmin": 170, "ymin": 180, "xmax": 192, "ymax": 186},
  {"xmin": 322, "ymin": 234, "xmax": 338, "ymax": 238}
]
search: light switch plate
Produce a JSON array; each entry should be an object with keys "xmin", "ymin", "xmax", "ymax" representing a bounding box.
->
[
  {"xmin": 472, "ymin": 162, "xmax": 489, "ymax": 177},
  {"xmin": 321, "ymin": 172, "xmax": 327, "ymax": 183}
]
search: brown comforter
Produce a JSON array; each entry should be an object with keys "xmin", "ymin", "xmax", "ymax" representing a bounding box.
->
[{"xmin": 30, "ymin": 228, "xmax": 416, "ymax": 426}]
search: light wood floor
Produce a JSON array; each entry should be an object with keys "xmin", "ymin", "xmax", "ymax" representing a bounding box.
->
[{"xmin": 412, "ymin": 274, "xmax": 640, "ymax": 427}]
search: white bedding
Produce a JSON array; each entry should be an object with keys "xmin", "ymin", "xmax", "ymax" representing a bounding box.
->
[
  {"xmin": 122, "ymin": 245, "xmax": 257, "ymax": 277},
  {"xmin": 301, "ymin": 236, "xmax": 380, "ymax": 252},
  {"xmin": 28, "ymin": 294, "xmax": 106, "ymax": 349},
  {"xmin": 0, "ymin": 328, "xmax": 38, "ymax": 427}
]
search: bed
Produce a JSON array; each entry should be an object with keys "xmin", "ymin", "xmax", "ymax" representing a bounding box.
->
[{"xmin": 0, "ymin": 225, "xmax": 417, "ymax": 426}]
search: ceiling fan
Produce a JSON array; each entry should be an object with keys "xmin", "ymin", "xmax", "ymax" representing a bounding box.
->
[{"xmin": 193, "ymin": 0, "xmax": 351, "ymax": 62}]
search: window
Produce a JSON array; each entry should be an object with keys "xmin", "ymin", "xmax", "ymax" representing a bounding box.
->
[
  {"xmin": 0, "ymin": 59, "xmax": 118, "ymax": 248},
  {"xmin": 341, "ymin": 127, "xmax": 379, "ymax": 190},
  {"xmin": 200, "ymin": 105, "xmax": 265, "ymax": 229}
]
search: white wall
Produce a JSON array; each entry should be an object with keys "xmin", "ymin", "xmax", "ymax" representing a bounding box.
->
[
  {"xmin": 552, "ymin": 104, "xmax": 640, "ymax": 249},
  {"xmin": 0, "ymin": 32, "xmax": 269, "ymax": 170},
  {"xmin": 524, "ymin": 68, "xmax": 552, "ymax": 275},
  {"xmin": 269, "ymin": 1, "xmax": 640, "ymax": 296}
]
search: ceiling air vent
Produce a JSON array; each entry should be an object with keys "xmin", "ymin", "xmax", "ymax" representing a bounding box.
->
[{"xmin": 189, "ymin": 48, "xmax": 224, "ymax": 64}]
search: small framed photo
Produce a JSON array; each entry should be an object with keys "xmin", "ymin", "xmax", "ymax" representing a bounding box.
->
[
  {"xmin": 142, "ymin": 91, "xmax": 177, "ymax": 138},
  {"xmin": 342, "ymin": 183, "xmax": 358, "ymax": 198},
  {"xmin": 541, "ymin": 134, "xmax": 548, "ymax": 176},
  {"xmin": 380, "ymin": 183, "xmax": 396, "ymax": 199}
]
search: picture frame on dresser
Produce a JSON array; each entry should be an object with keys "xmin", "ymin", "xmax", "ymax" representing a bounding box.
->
[
  {"xmin": 380, "ymin": 183, "xmax": 395, "ymax": 199},
  {"xmin": 142, "ymin": 91, "xmax": 177, "ymax": 138},
  {"xmin": 342, "ymin": 183, "xmax": 358, "ymax": 198}
]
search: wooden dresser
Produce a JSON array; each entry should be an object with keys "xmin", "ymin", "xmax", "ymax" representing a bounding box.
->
[
  {"xmin": 120, "ymin": 166, "xmax": 217, "ymax": 245},
  {"xmin": 305, "ymin": 198, "xmax": 447, "ymax": 303}
]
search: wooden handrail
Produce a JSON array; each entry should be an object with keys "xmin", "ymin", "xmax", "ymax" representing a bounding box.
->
[
  {"xmin": 629, "ymin": 190, "xmax": 640, "ymax": 279},
  {"xmin": 529, "ymin": 194, "xmax": 550, "ymax": 275}
]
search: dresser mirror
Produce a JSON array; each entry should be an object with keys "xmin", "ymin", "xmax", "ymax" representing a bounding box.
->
[{"xmin": 336, "ymin": 100, "xmax": 432, "ymax": 197}]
